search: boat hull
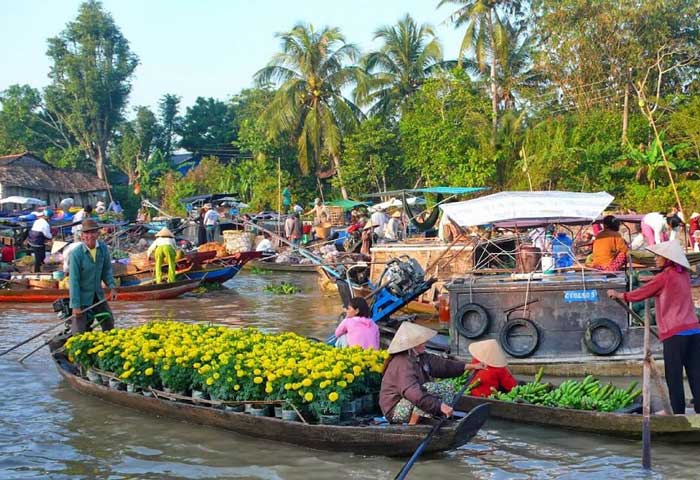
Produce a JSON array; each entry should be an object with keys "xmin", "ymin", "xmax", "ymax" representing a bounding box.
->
[
  {"xmin": 52, "ymin": 353, "xmax": 486, "ymax": 456},
  {"xmin": 456, "ymin": 395, "xmax": 700, "ymax": 442},
  {"xmin": 0, "ymin": 279, "xmax": 201, "ymax": 303}
]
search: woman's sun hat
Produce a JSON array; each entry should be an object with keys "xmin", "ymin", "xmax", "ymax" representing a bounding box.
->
[
  {"xmin": 387, "ymin": 322, "xmax": 437, "ymax": 354},
  {"xmin": 468, "ymin": 339, "xmax": 508, "ymax": 367},
  {"xmin": 50, "ymin": 241, "xmax": 69, "ymax": 255},
  {"xmin": 155, "ymin": 227, "xmax": 174, "ymax": 238},
  {"xmin": 646, "ymin": 239, "xmax": 690, "ymax": 269}
]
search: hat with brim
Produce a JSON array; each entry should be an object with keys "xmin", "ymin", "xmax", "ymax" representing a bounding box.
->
[
  {"xmin": 646, "ymin": 239, "xmax": 690, "ymax": 269},
  {"xmin": 156, "ymin": 227, "xmax": 174, "ymax": 238},
  {"xmin": 51, "ymin": 241, "xmax": 69, "ymax": 255},
  {"xmin": 387, "ymin": 322, "xmax": 437, "ymax": 354},
  {"xmin": 391, "ymin": 211, "xmax": 402, "ymax": 218},
  {"xmin": 468, "ymin": 339, "xmax": 508, "ymax": 367},
  {"xmin": 81, "ymin": 218, "xmax": 101, "ymax": 233}
]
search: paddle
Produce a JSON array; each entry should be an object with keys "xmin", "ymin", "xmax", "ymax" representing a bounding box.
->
[
  {"xmin": 0, "ymin": 298, "xmax": 107, "ymax": 358},
  {"xmin": 394, "ymin": 371, "xmax": 478, "ymax": 480}
]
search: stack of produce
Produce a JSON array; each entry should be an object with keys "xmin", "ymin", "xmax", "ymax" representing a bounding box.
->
[
  {"xmin": 197, "ymin": 242, "xmax": 228, "ymax": 257},
  {"xmin": 222, "ymin": 231, "xmax": 254, "ymax": 254},
  {"xmin": 65, "ymin": 322, "xmax": 387, "ymax": 420},
  {"xmin": 490, "ymin": 368, "xmax": 642, "ymax": 412}
]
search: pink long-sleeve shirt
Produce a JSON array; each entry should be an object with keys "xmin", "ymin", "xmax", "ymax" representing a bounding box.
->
[
  {"xmin": 623, "ymin": 265, "xmax": 700, "ymax": 341},
  {"xmin": 334, "ymin": 316, "xmax": 380, "ymax": 349}
]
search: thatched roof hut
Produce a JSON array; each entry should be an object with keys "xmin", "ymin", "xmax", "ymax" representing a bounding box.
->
[{"xmin": 0, "ymin": 152, "xmax": 108, "ymax": 209}]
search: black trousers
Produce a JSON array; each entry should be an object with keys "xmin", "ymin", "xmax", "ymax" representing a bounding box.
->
[
  {"xmin": 663, "ymin": 334, "xmax": 700, "ymax": 414},
  {"xmin": 31, "ymin": 245, "xmax": 45, "ymax": 273},
  {"xmin": 71, "ymin": 296, "xmax": 114, "ymax": 335}
]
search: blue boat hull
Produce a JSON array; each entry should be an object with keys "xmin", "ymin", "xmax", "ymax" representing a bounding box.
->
[{"xmin": 184, "ymin": 265, "xmax": 241, "ymax": 283}]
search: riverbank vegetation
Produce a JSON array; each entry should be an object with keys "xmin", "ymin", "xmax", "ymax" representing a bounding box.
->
[{"xmin": 1, "ymin": 0, "xmax": 700, "ymax": 215}]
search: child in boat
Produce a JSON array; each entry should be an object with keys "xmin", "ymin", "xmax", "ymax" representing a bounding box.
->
[
  {"xmin": 608, "ymin": 240, "xmax": 700, "ymax": 414},
  {"xmin": 334, "ymin": 297, "xmax": 379, "ymax": 350},
  {"xmin": 379, "ymin": 322, "xmax": 485, "ymax": 423},
  {"xmin": 467, "ymin": 339, "xmax": 518, "ymax": 398}
]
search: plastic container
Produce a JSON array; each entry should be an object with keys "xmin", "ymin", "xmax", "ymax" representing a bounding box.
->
[
  {"xmin": 541, "ymin": 254, "xmax": 555, "ymax": 274},
  {"xmin": 52, "ymin": 270, "xmax": 65, "ymax": 280},
  {"xmin": 551, "ymin": 233, "xmax": 574, "ymax": 268},
  {"xmin": 438, "ymin": 293, "xmax": 450, "ymax": 324}
]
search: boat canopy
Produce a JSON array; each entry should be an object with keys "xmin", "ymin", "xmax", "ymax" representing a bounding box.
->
[
  {"xmin": 440, "ymin": 191, "xmax": 614, "ymax": 228},
  {"xmin": 324, "ymin": 199, "xmax": 370, "ymax": 210},
  {"xmin": 0, "ymin": 196, "xmax": 46, "ymax": 206},
  {"xmin": 369, "ymin": 196, "xmax": 425, "ymax": 212},
  {"xmin": 362, "ymin": 186, "xmax": 487, "ymax": 198},
  {"xmin": 179, "ymin": 193, "xmax": 238, "ymax": 205}
]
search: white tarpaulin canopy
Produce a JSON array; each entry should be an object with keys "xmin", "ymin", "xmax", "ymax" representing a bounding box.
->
[
  {"xmin": 439, "ymin": 191, "xmax": 614, "ymax": 227},
  {"xmin": 0, "ymin": 196, "xmax": 46, "ymax": 206},
  {"xmin": 369, "ymin": 196, "xmax": 425, "ymax": 212}
]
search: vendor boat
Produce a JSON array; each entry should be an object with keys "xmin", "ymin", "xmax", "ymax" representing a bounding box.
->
[
  {"xmin": 0, "ymin": 279, "xmax": 201, "ymax": 303},
  {"xmin": 50, "ymin": 345, "xmax": 489, "ymax": 456},
  {"xmin": 455, "ymin": 394, "xmax": 700, "ymax": 443}
]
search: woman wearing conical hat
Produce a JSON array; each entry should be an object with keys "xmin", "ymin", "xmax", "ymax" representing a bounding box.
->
[
  {"xmin": 466, "ymin": 339, "xmax": 518, "ymax": 398},
  {"xmin": 379, "ymin": 322, "xmax": 485, "ymax": 424},
  {"xmin": 147, "ymin": 227, "xmax": 178, "ymax": 284},
  {"xmin": 608, "ymin": 240, "xmax": 700, "ymax": 414}
]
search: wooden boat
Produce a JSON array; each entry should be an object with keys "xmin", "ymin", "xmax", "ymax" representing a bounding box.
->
[
  {"xmin": 246, "ymin": 259, "xmax": 320, "ymax": 273},
  {"xmin": 183, "ymin": 265, "xmax": 240, "ymax": 283},
  {"xmin": 0, "ymin": 279, "xmax": 201, "ymax": 303},
  {"xmin": 456, "ymin": 395, "xmax": 700, "ymax": 443},
  {"xmin": 51, "ymin": 349, "xmax": 489, "ymax": 456}
]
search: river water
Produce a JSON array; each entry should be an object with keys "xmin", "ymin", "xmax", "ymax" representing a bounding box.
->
[{"xmin": 0, "ymin": 271, "xmax": 695, "ymax": 479}]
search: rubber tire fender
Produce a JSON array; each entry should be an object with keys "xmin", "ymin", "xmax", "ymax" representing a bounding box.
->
[
  {"xmin": 454, "ymin": 303, "xmax": 490, "ymax": 339},
  {"xmin": 583, "ymin": 318, "xmax": 623, "ymax": 356},
  {"xmin": 499, "ymin": 318, "xmax": 540, "ymax": 358}
]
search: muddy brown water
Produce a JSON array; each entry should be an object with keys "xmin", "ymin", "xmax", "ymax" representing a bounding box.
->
[{"xmin": 0, "ymin": 272, "xmax": 695, "ymax": 479}]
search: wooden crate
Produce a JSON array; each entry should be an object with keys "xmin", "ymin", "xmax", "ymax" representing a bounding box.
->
[{"xmin": 327, "ymin": 206, "xmax": 345, "ymax": 226}]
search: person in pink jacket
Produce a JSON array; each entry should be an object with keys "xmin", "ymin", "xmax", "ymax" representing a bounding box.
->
[{"xmin": 335, "ymin": 297, "xmax": 380, "ymax": 349}]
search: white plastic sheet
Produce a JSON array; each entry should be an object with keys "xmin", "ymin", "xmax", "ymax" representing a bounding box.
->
[{"xmin": 439, "ymin": 191, "xmax": 614, "ymax": 227}]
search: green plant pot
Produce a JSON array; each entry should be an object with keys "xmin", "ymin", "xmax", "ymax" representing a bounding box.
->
[
  {"xmin": 224, "ymin": 404, "xmax": 245, "ymax": 413},
  {"xmin": 86, "ymin": 370, "xmax": 103, "ymax": 384},
  {"xmin": 281, "ymin": 408, "xmax": 298, "ymax": 421},
  {"xmin": 249, "ymin": 406, "xmax": 271, "ymax": 417},
  {"xmin": 319, "ymin": 414, "xmax": 340, "ymax": 425},
  {"xmin": 192, "ymin": 389, "xmax": 209, "ymax": 403}
]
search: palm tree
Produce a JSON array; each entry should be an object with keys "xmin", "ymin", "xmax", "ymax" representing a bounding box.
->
[
  {"xmin": 438, "ymin": 0, "xmax": 522, "ymax": 143},
  {"xmin": 356, "ymin": 14, "xmax": 452, "ymax": 118},
  {"xmin": 255, "ymin": 23, "xmax": 364, "ymax": 199}
]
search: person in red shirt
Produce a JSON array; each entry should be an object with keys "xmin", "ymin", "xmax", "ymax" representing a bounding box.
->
[
  {"xmin": 608, "ymin": 240, "xmax": 700, "ymax": 414},
  {"xmin": 468, "ymin": 339, "xmax": 518, "ymax": 397}
]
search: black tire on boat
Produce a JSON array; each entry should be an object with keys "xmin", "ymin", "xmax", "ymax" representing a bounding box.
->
[
  {"xmin": 454, "ymin": 303, "xmax": 490, "ymax": 339},
  {"xmin": 583, "ymin": 318, "xmax": 623, "ymax": 356},
  {"xmin": 499, "ymin": 318, "xmax": 539, "ymax": 358}
]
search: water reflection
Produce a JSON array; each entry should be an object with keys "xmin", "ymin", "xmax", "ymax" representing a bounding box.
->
[{"xmin": 0, "ymin": 272, "xmax": 696, "ymax": 479}]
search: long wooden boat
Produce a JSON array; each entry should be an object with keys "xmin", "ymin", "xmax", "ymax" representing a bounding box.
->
[
  {"xmin": 183, "ymin": 265, "xmax": 240, "ymax": 283},
  {"xmin": 51, "ymin": 349, "xmax": 489, "ymax": 456},
  {"xmin": 245, "ymin": 259, "xmax": 320, "ymax": 273},
  {"xmin": 456, "ymin": 395, "xmax": 700, "ymax": 443},
  {"xmin": 0, "ymin": 279, "xmax": 201, "ymax": 303}
]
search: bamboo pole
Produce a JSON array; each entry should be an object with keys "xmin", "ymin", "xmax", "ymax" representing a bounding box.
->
[{"xmin": 642, "ymin": 298, "xmax": 652, "ymax": 470}]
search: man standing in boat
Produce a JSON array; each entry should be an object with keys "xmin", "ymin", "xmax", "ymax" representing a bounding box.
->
[{"xmin": 68, "ymin": 219, "xmax": 117, "ymax": 334}]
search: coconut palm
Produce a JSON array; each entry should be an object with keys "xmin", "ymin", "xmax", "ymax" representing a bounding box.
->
[
  {"xmin": 438, "ymin": 0, "xmax": 523, "ymax": 142},
  {"xmin": 255, "ymin": 23, "xmax": 364, "ymax": 199},
  {"xmin": 356, "ymin": 14, "xmax": 453, "ymax": 118}
]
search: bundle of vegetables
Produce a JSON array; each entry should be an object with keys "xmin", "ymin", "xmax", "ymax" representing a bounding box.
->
[
  {"xmin": 491, "ymin": 369, "xmax": 641, "ymax": 412},
  {"xmin": 440, "ymin": 370, "xmax": 481, "ymax": 394},
  {"xmin": 65, "ymin": 321, "xmax": 386, "ymax": 420}
]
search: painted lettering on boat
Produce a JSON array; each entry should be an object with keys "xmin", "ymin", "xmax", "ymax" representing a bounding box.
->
[{"xmin": 563, "ymin": 290, "xmax": 598, "ymax": 303}]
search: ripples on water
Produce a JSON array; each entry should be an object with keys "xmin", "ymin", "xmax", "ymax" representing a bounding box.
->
[{"xmin": 0, "ymin": 272, "xmax": 694, "ymax": 479}]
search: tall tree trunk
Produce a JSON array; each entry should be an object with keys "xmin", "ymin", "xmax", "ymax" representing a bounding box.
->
[
  {"xmin": 488, "ymin": 11, "xmax": 498, "ymax": 147},
  {"xmin": 621, "ymin": 73, "xmax": 630, "ymax": 145},
  {"xmin": 95, "ymin": 145, "xmax": 106, "ymax": 181},
  {"xmin": 332, "ymin": 154, "xmax": 349, "ymax": 200}
]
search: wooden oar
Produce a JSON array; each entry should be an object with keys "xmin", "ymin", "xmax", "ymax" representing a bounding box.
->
[
  {"xmin": 0, "ymin": 298, "xmax": 107, "ymax": 358},
  {"xmin": 394, "ymin": 372, "xmax": 478, "ymax": 480}
]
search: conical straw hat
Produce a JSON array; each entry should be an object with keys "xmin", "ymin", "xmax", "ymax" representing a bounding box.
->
[
  {"xmin": 155, "ymin": 227, "xmax": 174, "ymax": 238},
  {"xmin": 51, "ymin": 241, "xmax": 69, "ymax": 255},
  {"xmin": 387, "ymin": 322, "xmax": 437, "ymax": 354},
  {"xmin": 646, "ymin": 239, "xmax": 690, "ymax": 269},
  {"xmin": 468, "ymin": 339, "xmax": 508, "ymax": 367}
]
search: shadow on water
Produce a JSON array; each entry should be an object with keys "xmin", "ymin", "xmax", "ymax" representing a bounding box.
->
[{"xmin": 0, "ymin": 272, "xmax": 696, "ymax": 479}]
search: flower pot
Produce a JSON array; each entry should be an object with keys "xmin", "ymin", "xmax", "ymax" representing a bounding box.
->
[
  {"xmin": 249, "ymin": 406, "xmax": 270, "ymax": 417},
  {"xmin": 224, "ymin": 404, "xmax": 245, "ymax": 413},
  {"xmin": 108, "ymin": 378, "xmax": 126, "ymax": 391},
  {"xmin": 100, "ymin": 375, "xmax": 111, "ymax": 384},
  {"xmin": 192, "ymin": 389, "xmax": 209, "ymax": 403},
  {"xmin": 86, "ymin": 370, "xmax": 103, "ymax": 384},
  {"xmin": 274, "ymin": 406, "xmax": 284, "ymax": 418},
  {"xmin": 126, "ymin": 383, "xmax": 141, "ymax": 393},
  {"xmin": 281, "ymin": 408, "xmax": 298, "ymax": 422},
  {"xmin": 141, "ymin": 390, "xmax": 154, "ymax": 397},
  {"xmin": 362, "ymin": 394, "xmax": 375, "ymax": 412},
  {"xmin": 340, "ymin": 401, "xmax": 359, "ymax": 420},
  {"xmin": 244, "ymin": 402, "xmax": 254, "ymax": 413},
  {"xmin": 319, "ymin": 414, "xmax": 340, "ymax": 425}
]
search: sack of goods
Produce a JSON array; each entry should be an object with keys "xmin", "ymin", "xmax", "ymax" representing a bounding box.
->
[{"xmin": 223, "ymin": 231, "xmax": 254, "ymax": 253}]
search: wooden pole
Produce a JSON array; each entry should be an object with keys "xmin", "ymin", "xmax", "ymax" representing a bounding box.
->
[{"xmin": 642, "ymin": 298, "xmax": 652, "ymax": 470}]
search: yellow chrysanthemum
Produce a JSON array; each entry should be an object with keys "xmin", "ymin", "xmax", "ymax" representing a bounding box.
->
[{"xmin": 328, "ymin": 392, "xmax": 339, "ymax": 402}]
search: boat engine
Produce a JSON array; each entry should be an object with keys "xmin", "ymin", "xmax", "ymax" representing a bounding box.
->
[{"xmin": 381, "ymin": 257, "xmax": 426, "ymax": 297}]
